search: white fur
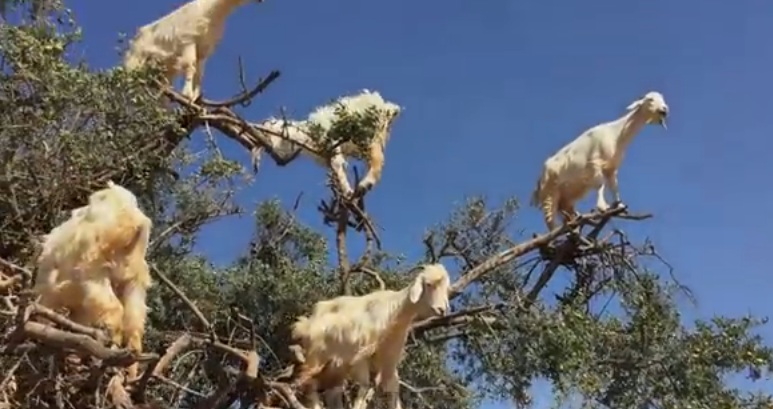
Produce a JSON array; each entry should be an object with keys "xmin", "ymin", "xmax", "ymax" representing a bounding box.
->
[
  {"xmin": 291, "ymin": 263, "xmax": 451, "ymax": 409},
  {"xmin": 34, "ymin": 181, "xmax": 153, "ymax": 380},
  {"xmin": 123, "ymin": 0, "xmax": 260, "ymax": 101},
  {"xmin": 254, "ymin": 89, "xmax": 402, "ymax": 196},
  {"xmin": 530, "ymin": 91, "xmax": 669, "ymax": 230}
]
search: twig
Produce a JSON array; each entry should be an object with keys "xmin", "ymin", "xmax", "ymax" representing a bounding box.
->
[
  {"xmin": 349, "ymin": 266, "xmax": 386, "ymax": 291},
  {"xmin": 150, "ymin": 264, "xmax": 217, "ymax": 342},
  {"xmin": 156, "ymin": 373, "xmax": 207, "ymax": 398},
  {"xmin": 200, "ymin": 70, "xmax": 280, "ymax": 108},
  {"xmin": 148, "ymin": 208, "xmax": 233, "ymax": 251},
  {"xmin": 525, "ymin": 208, "xmax": 622, "ymax": 307},
  {"xmin": 0, "ymin": 257, "xmax": 32, "ymax": 280},
  {"xmin": 400, "ymin": 379, "xmax": 444, "ymax": 394},
  {"xmin": 0, "ymin": 352, "xmax": 24, "ymax": 392},
  {"xmin": 412, "ymin": 304, "xmax": 504, "ymax": 337}
]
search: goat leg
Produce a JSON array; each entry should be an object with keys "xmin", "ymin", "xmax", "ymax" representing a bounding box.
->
[
  {"xmin": 593, "ymin": 178, "xmax": 609, "ymax": 212},
  {"xmin": 179, "ymin": 45, "xmax": 198, "ymax": 101},
  {"xmin": 355, "ymin": 142, "xmax": 384, "ymax": 196},
  {"xmin": 329, "ymin": 151, "xmax": 354, "ymax": 197},
  {"xmin": 604, "ymin": 169, "xmax": 625, "ymax": 210}
]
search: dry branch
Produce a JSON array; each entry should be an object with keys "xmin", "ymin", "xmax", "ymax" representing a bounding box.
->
[
  {"xmin": 28, "ymin": 303, "xmax": 111, "ymax": 343},
  {"xmin": 21, "ymin": 320, "xmax": 135, "ymax": 364},
  {"xmin": 317, "ymin": 166, "xmax": 381, "ymax": 296},
  {"xmin": 199, "ymin": 67, "xmax": 281, "ymax": 108},
  {"xmin": 449, "ymin": 205, "xmax": 647, "ymax": 298},
  {"xmin": 150, "ymin": 264, "xmax": 216, "ymax": 341}
]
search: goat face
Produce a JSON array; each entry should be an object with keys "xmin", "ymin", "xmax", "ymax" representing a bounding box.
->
[
  {"xmin": 408, "ymin": 266, "xmax": 451, "ymax": 317},
  {"xmin": 629, "ymin": 91, "xmax": 669, "ymax": 129}
]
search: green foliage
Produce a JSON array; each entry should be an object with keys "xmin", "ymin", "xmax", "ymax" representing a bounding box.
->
[
  {"xmin": 0, "ymin": 7, "xmax": 186, "ymax": 263},
  {"xmin": 423, "ymin": 198, "xmax": 773, "ymax": 409},
  {"xmin": 306, "ymin": 103, "xmax": 386, "ymax": 155}
]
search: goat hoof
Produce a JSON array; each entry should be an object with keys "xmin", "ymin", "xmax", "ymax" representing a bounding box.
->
[
  {"xmin": 341, "ymin": 189, "xmax": 355, "ymax": 200},
  {"xmin": 352, "ymin": 188, "xmax": 366, "ymax": 199}
]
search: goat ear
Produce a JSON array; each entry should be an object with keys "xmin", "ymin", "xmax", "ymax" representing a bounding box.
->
[
  {"xmin": 626, "ymin": 98, "xmax": 643, "ymax": 111},
  {"xmin": 409, "ymin": 276, "xmax": 424, "ymax": 303}
]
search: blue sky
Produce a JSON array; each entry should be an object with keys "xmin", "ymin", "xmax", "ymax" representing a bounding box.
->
[{"xmin": 59, "ymin": 0, "xmax": 773, "ymax": 407}]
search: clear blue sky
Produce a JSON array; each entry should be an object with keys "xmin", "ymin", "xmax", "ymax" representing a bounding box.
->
[{"xmin": 64, "ymin": 0, "xmax": 772, "ymax": 406}]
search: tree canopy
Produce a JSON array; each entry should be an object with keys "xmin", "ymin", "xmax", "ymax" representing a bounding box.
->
[{"xmin": 0, "ymin": 2, "xmax": 771, "ymax": 409}]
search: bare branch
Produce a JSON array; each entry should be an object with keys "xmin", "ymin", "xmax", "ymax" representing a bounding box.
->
[
  {"xmin": 449, "ymin": 206, "xmax": 646, "ymax": 299},
  {"xmin": 199, "ymin": 70, "xmax": 281, "ymax": 108},
  {"xmin": 150, "ymin": 264, "xmax": 217, "ymax": 342}
]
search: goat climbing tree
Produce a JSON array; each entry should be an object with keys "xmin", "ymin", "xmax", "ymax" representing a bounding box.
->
[{"xmin": 1, "ymin": 2, "xmax": 773, "ymax": 409}]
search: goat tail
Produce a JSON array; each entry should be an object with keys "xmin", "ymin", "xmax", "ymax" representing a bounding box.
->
[
  {"xmin": 531, "ymin": 169, "xmax": 560, "ymax": 230},
  {"xmin": 530, "ymin": 171, "xmax": 547, "ymax": 208}
]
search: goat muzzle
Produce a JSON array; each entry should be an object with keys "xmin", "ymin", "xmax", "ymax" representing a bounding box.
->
[{"xmin": 657, "ymin": 110, "xmax": 668, "ymax": 130}]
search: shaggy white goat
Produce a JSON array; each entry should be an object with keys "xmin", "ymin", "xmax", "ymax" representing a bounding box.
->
[
  {"xmin": 530, "ymin": 91, "xmax": 669, "ymax": 230},
  {"xmin": 254, "ymin": 89, "xmax": 402, "ymax": 197},
  {"xmin": 34, "ymin": 181, "xmax": 153, "ymax": 380},
  {"xmin": 123, "ymin": 0, "xmax": 261, "ymax": 101},
  {"xmin": 291, "ymin": 263, "xmax": 451, "ymax": 409}
]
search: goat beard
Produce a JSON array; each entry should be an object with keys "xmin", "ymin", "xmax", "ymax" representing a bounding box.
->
[{"xmin": 651, "ymin": 115, "xmax": 667, "ymax": 129}]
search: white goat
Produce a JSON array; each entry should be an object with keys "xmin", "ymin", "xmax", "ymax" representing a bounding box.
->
[
  {"xmin": 34, "ymin": 181, "xmax": 153, "ymax": 380},
  {"xmin": 530, "ymin": 91, "xmax": 669, "ymax": 230},
  {"xmin": 123, "ymin": 0, "xmax": 262, "ymax": 101},
  {"xmin": 254, "ymin": 89, "xmax": 402, "ymax": 197},
  {"xmin": 291, "ymin": 263, "xmax": 451, "ymax": 409}
]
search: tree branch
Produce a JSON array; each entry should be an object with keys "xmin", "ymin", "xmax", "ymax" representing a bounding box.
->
[
  {"xmin": 150, "ymin": 264, "xmax": 217, "ymax": 342},
  {"xmin": 449, "ymin": 206, "xmax": 645, "ymax": 299}
]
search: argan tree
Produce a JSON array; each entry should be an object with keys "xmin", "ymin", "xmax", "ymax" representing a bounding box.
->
[{"xmin": 0, "ymin": 1, "xmax": 772, "ymax": 409}]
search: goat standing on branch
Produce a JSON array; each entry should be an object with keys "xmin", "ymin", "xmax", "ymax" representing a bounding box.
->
[
  {"xmin": 122, "ymin": 0, "xmax": 263, "ymax": 101},
  {"xmin": 531, "ymin": 91, "xmax": 669, "ymax": 230},
  {"xmin": 255, "ymin": 89, "xmax": 402, "ymax": 197},
  {"xmin": 291, "ymin": 263, "xmax": 451, "ymax": 409},
  {"xmin": 33, "ymin": 181, "xmax": 153, "ymax": 380}
]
